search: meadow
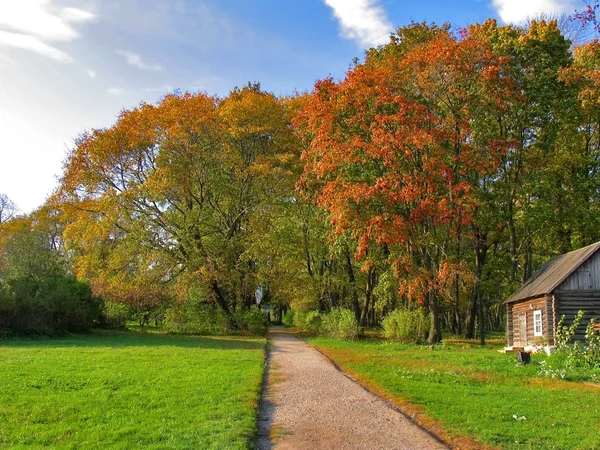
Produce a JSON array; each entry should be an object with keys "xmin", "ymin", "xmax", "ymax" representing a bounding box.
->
[
  {"xmin": 309, "ymin": 335, "xmax": 600, "ymax": 450},
  {"xmin": 0, "ymin": 331, "xmax": 266, "ymax": 449}
]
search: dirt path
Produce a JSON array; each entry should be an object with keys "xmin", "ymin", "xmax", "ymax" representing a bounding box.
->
[{"xmin": 256, "ymin": 327, "xmax": 448, "ymax": 450}]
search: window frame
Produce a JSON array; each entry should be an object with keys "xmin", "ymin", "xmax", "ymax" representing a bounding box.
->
[{"xmin": 533, "ymin": 310, "xmax": 543, "ymax": 337}]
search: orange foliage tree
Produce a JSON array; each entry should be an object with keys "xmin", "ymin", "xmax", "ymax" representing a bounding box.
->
[
  {"xmin": 56, "ymin": 85, "xmax": 299, "ymax": 320},
  {"xmin": 297, "ymin": 23, "xmax": 516, "ymax": 342}
]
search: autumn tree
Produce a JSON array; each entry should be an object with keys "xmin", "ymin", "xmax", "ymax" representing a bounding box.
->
[
  {"xmin": 56, "ymin": 85, "xmax": 300, "ymax": 322},
  {"xmin": 298, "ymin": 23, "xmax": 516, "ymax": 342}
]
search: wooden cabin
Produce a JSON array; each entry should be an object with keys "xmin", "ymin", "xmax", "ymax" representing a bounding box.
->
[{"xmin": 505, "ymin": 242, "xmax": 600, "ymax": 347}]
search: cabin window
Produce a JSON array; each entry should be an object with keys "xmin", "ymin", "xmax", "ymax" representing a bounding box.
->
[{"xmin": 533, "ymin": 310, "xmax": 543, "ymax": 336}]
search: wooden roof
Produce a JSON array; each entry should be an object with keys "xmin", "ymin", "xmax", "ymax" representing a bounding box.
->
[{"xmin": 505, "ymin": 241, "xmax": 600, "ymax": 304}]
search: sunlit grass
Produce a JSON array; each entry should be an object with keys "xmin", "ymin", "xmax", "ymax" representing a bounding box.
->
[
  {"xmin": 309, "ymin": 336, "xmax": 600, "ymax": 450},
  {"xmin": 0, "ymin": 330, "xmax": 266, "ymax": 449}
]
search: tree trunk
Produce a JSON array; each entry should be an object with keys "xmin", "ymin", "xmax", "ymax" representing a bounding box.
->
[
  {"xmin": 428, "ymin": 293, "xmax": 442, "ymax": 344},
  {"xmin": 211, "ymin": 279, "xmax": 235, "ymax": 326},
  {"xmin": 359, "ymin": 266, "xmax": 376, "ymax": 328},
  {"xmin": 466, "ymin": 226, "xmax": 488, "ymax": 339},
  {"xmin": 344, "ymin": 248, "xmax": 361, "ymax": 323}
]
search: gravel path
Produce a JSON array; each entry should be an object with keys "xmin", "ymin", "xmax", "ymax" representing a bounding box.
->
[{"xmin": 256, "ymin": 327, "xmax": 448, "ymax": 450}]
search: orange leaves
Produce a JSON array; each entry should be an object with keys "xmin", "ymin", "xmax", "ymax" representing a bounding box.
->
[{"xmin": 296, "ymin": 23, "xmax": 519, "ymax": 306}]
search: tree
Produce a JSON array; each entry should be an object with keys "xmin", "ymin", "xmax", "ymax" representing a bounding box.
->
[
  {"xmin": 0, "ymin": 194, "xmax": 17, "ymax": 224},
  {"xmin": 0, "ymin": 211, "xmax": 99, "ymax": 336},
  {"xmin": 56, "ymin": 86, "xmax": 300, "ymax": 321},
  {"xmin": 298, "ymin": 24, "xmax": 515, "ymax": 342}
]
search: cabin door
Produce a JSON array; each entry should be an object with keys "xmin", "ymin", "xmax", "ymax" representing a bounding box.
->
[{"xmin": 518, "ymin": 312, "xmax": 527, "ymax": 345}]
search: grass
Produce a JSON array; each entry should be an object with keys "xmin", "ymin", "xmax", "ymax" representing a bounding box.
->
[
  {"xmin": 308, "ymin": 334, "xmax": 600, "ymax": 450},
  {"xmin": 0, "ymin": 330, "xmax": 266, "ymax": 449}
]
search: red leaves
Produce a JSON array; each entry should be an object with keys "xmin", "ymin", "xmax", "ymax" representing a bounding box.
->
[{"xmin": 297, "ymin": 23, "xmax": 518, "ymax": 303}]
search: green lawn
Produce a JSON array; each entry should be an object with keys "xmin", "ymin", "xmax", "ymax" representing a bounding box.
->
[
  {"xmin": 308, "ymin": 336, "xmax": 600, "ymax": 450},
  {"xmin": 0, "ymin": 331, "xmax": 266, "ymax": 449}
]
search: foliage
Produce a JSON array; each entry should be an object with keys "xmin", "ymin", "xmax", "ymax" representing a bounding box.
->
[
  {"xmin": 0, "ymin": 214, "xmax": 100, "ymax": 336},
  {"xmin": 292, "ymin": 310, "xmax": 307, "ymax": 329},
  {"xmin": 0, "ymin": 275, "xmax": 100, "ymax": 336},
  {"xmin": 163, "ymin": 299, "xmax": 266, "ymax": 336},
  {"xmin": 320, "ymin": 308, "xmax": 358, "ymax": 340},
  {"xmin": 13, "ymin": 18, "xmax": 600, "ymax": 343},
  {"xmin": 381, "ymin": 308, "xmax": 429, "ymax": 343},
  {"xmin": 309, "ymin": 337, "xmax": 600, "ymax": 450},
  {"xmin": 303, "ymin": 310, "xmax": 323, "ymax": 334},
  {"xmin": 164, "ymin": 300, "xmax": 231, "ymax": 336},
  {"xmin": 0, "ymin": 332, "xmax": 265, "ymax": 449},
  {"xmin": 233, "ymin": 307, "xmax": 267, "ymax": 336},
  {"xmin": 0, "ymin": 193, "xmax": 17, "ymax": 224},
  {"xmin": 584, "ymin": 318, "xmax": 600, "ymax": 367},
  {"xmin": 554, "ymin": 310, "xmax": 600, "ymax": 369},
  {"xmin": 56, "ymin": 85, "xmax": 300, "ymax": 321},
  {"xmin": 289, "ymin": 309, "xmax": 322, "ymax": 334},
  {"xmin": 297, "ymin": 21, "xmax": 520, "ymax": 342},
  {"xmin": 555, "ymin": 310, "xmax": 586, "ymax": 349},
  {"xmin": 99, "ymin": 300, "xmax": 130, "ymax": 329},
  {"xmin": 282, "ymin": 309, "xmax": 294, "ymax": 327}
]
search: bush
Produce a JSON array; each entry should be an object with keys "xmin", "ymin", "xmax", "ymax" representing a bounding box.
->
[
  {"xmin": 164, "ymin": 301, "xmax": 230, "ymax": 335},
  {"xmin": 304, "ymin": 310, "xmax": 322, "ymax": 334},
  {"xmin": 293, "ymin": 310, "xmax": 307, "ymax": 328},
  {"xmin": 234, "ymin": 307, "xmax": 267, "ymax": 336},
  {"xmin": 282, "ymin": 309, "xmax": 294, "ymax": 327},
  {"xmin": 0, "ymin": 275, "xmax": 101, "ymax": 336},
  {"xmin": 100, "ymin": 301, "xmax": 131, "ymax": 329},
  {"xmin": 554, "ymin": 310, "xmax": 600, "ymax": 369},
  {"xmin": 382, "ymin": 308, "xmax": 429, "ymax": 343},
  {"xmin": 164, "ymin": 301, "xmax": 267, "ymax": 336},
  {"xmin": 321, "ymin": 308, "xmax": 358, "ymax": 340}
]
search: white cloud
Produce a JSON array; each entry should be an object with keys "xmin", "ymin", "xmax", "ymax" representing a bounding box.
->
[
  {"xmin": 84, "ymin": 68, "xmax": 96, "ymax": 78},
  {"xmin": 116, "ymin": 50, "xmax": 162, "ymax": 71},
  {"xmin": 323, "ymin": 0, "xmax": 392, "ymax": 48},
  {"xmin": 0, "ymin": 0, "xmax": 95, "ymax": 62},
  {"xmin": 491, "ymin": 0, "xmax": 577, "ymax": 24},
  {"xmin": 0, "ymin": 30, "xmax": 73, "ymax": 62}
]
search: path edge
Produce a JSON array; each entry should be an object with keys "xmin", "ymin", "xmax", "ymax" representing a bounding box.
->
[
  {"xmin": 254, "ymin": 336, "xmax": 273, "ymax": 450},
  {"xmin": 305, "ymin": 337, "xmax": 452, "ymax": 450}
]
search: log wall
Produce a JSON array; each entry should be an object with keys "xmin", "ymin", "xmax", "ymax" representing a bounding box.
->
[
  {"xmin": 555, "ymin": 291, "xmax": 600, "ymax": 341},
  {"xmin": 510, "ymin": 296, "xmax": 551, "ymax": 346}
]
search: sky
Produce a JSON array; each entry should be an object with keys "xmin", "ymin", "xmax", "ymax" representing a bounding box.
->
[{"xmin": 0, "ymin": 0, "xmax": 588, "ymax": 214}]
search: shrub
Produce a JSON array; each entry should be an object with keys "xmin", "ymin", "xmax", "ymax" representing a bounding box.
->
[
  {"xmin": 304, "ymin": 310, "xmax": 322, "ymax": 334},
  {"xmin": 553, "ymin": 310, "xmax": 600, "ymax": 369},
  {"xmin": 382, "ymin": 308, "xmax": 429, "ymax": 343},
  {"xmin": 282, "ymin": 309, "xmax": 294, "ymax": 327},
  {"xmin": 555, "ymin": 310, "xmax": 585, "ymax": 350},
  {"xmin": 293, "ymin": 310, "xmax": 307, "ymax": 329},
  {"xmin": 164, "ymin": 301, "xmax": 267, "ymax": 336},
  {"xmin": 321, "ymin": 308, "xmax": 358, "ymax": 340},
  {"xmin": 0, "ymin": 275, "xmax": 101, "ymax": 336},
  {"xmin": 585, "ymin": 319, "xmax": 600, "ymax": 368},
  {"xmin": 100, "ymin": 301, "xmax": 131, "ymax": 329},
  {"xmin": 234, "ymin": 307, "xmax": 267, "ymax": 336},
  {"xmin": 164, "ymin": 301, "xmax": 230, "ymax": 335}
]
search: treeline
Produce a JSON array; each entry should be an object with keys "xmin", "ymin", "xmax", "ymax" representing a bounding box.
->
[{"xmin": 2, "ymin": 19, "xmax": 600, "ymax": 341}]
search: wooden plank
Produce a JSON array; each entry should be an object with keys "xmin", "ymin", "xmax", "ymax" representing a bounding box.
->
[
  {"xmin": 558, "ymin": 251, "xmax": 600, "ymax": 291},
  {"xmin": 555, "ymin": 291, "xmax": 600, "ymax": 297}
]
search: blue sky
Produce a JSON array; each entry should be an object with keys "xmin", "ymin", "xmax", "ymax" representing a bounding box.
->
[{"xmin": 0, "ymin": 0, "xmax": 586, "ymax": 213}]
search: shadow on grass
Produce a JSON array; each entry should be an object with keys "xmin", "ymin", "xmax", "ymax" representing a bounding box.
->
[{"xmin": 0, "ymin": 329, "xmax": 266, "ymax": 350}]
